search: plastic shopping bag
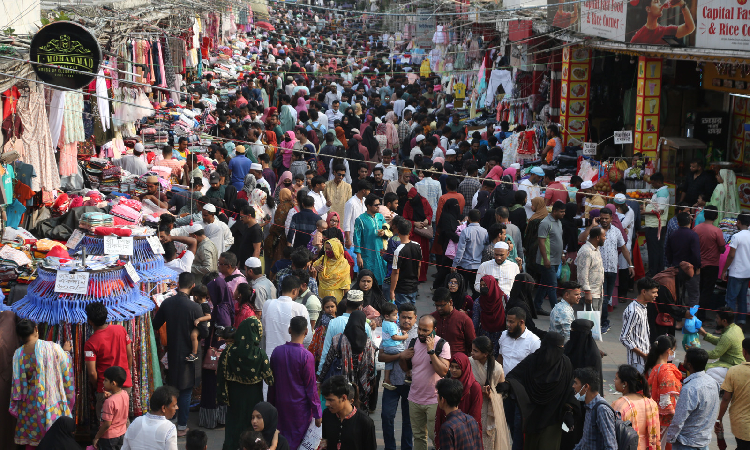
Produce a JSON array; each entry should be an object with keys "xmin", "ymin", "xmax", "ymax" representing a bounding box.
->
[
  {"xmin": 298, "ymin": 419, "xmax": 322, "ymax": 450},
  {"xmin": 577, "ymin": 304, "xmax": 602, "ymax": 342}
]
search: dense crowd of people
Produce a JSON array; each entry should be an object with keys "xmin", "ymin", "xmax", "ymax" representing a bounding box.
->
[{"xmin": 4, "ymin": 4, "xmax": 750, "ymax": 450}]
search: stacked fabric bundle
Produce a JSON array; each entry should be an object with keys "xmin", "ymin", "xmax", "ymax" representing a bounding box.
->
[
  {"xmin": 100, "ymin": 165, "xmax": 122, "ymax": 193},
  {"xmin": 111, "ymin": 203, "xmax": 141, "ymax": 226},
  {"xmin": 79, "ymin": 212, "xmax": 115, "ymax": 230}
]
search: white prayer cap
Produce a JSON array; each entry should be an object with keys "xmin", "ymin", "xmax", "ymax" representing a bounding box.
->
[
  {"xmin": 203, "ymin": 203, "xmax": 217, "ymax": 213},
  {"xmin": 245, "ymin": 257, "xmax": 262, "ymax": 268},
  {"xmin": 494, "ymin": 241, "xmax": 509, "ymax": 250}
]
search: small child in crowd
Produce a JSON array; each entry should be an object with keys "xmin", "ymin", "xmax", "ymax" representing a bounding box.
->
[
  {"xmin": 93, "ymin": 366, "xmax": 129, "ymax": 450},
  {"xmin": 310, "ymin": 219, "xmax": 328, "ymax": 255},
  {"xmin": 186, "ymin": 429, "xmax": 208, "ymax": 450},
  {"xmin": 187, "ymin": 285, "xmax": 211, "ymax": 362},
  {"xmin": 380, "ymin": 302, "xmax": 409, "ymax": 390}
]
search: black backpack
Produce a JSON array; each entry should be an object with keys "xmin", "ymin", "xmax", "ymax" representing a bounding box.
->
[
  {"xmin": 594, "ymin": 402, "xmax": 639, "ymax": 450},
  {"xmin": 406, "ymin": 337, "xmax": 447, "ymax": 370}
]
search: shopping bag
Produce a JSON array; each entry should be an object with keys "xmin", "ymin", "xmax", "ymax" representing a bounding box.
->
[
  {"xmin": 298, "ymin": 419, "xmax": 322, "ymax": 450},
  {"xmin": 577, "ymin": 304, "xmax": 602, "ymax": 341}
]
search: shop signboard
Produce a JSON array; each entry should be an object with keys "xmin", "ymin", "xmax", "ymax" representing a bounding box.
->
[
  {"xmin": 614, "ymin": 130, "xmax": 633, "ymax": 144},
  {"xmin": 29, "ymin": 21, "xmax": 102, "ymax": 90},
  {"xmin": 694, "ymin": 112, "xmax": 729, "ymax": 162},
  {"xmin": 581, "ymin": 0, "xmax": 627, "ymax": 41},
  {"xmin": 694, "ymin": 0, "xmax": 750, "ymax": 51},
  {"xmin": 583, "ymin": 142, "xmax": 598, "ymax": 155},
  {"xmin": 414, "ymin": 9, "xmax": 436, "ymax": 48}
]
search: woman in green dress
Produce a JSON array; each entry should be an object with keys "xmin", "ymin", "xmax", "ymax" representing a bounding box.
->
[
  {"xmin": 708, "ymin": 168, "xmax": 740, "ymax": 223},
  {"xmin": 218, "ymin": 316, "xmax": 273, "ymax": 450}
]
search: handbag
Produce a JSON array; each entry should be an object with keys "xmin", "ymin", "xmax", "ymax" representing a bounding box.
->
[
  {"xmin": 414, "ymin": 223, "xmax": 433, "ymax": 239},
  {"xmin": 655, "ymin": 303, "xmax": 675, "ymax": 327},
  {"xmin": 577, "ymin": 303, "xmax": 602, "ymax": 342},
  {"xmin": 202, "ymin": 329, "xmax": 222, "ymax": 371},
  {"xmin": 324, "ymin": 337, "xmax": 345, "ymax": 381}
]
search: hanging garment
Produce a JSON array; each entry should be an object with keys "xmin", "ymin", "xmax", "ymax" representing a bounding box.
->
[
  {"xmin": 63, "ymin": 92, "xmax": 85, "ymax": 144},
  {"xmin": 96, "ymin": 69, "xmax": 110, "ymax": 131},
  {"xmin": 48, "ymin": 90, "xmax": 65, "ymax": 148},
  {"xmin": 16, "ymin": 86, "xmax": 60, "ymax": 191}
]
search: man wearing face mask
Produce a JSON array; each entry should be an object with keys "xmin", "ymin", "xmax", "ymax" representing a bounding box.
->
[
  {"xmin": 474, "ymin": 241, "xmax": 521, "ymax": 297},
  {"xmin": 571, "ymin": 368, "xmax": 617, "ymax": 450}
]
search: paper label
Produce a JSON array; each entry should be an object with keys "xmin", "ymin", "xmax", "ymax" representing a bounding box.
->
[
  {"xmin": 147, "ymin": 236, "xmax": 165, "ymax": 254},
  {"xmin": 124, "ymin": 262, "xmax": 141, "ymax": 283},
  {"xmin": 614, "ymin": 130, "xmax": 633, "ymax": 144},
  {"xmin": 55, "ymin": 271, "xmax": 90, "ymax": 295},
  {"xmin": 104, "ymin": 236, "xmax": 134, "ymax": 255},
  {"xmin": 66, "ymin": 229, "xmax": 85, "ymax": 249},
  {"xmin": 583, "ymin": 142, "xmax": 598, "ymax": 156}
]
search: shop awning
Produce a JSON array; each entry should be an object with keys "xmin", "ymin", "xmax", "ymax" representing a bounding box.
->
[{"xmin": 585, "ymin": 41, "xmax": 750, "ymax": 65}]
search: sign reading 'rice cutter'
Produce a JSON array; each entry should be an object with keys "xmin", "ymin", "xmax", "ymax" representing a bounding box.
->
[{"xmin": 30, "ymin": 21, "xmax": 102, "ymax": 89}]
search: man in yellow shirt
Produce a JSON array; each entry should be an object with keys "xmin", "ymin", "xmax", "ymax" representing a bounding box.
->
[{"xmin": 716, "ymin": 338, "xmax": 750, "ymax": 449}]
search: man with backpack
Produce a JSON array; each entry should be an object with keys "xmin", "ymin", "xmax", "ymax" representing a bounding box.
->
[
  {"xmin": 400, "ymin": 314, "xmax": 451, "ymax": 450},
  {"xmin": 572, "ymin": 368, "xmax": 619, "ymax": 450},
  {"xmin": 292, "ymin": 269, "xmax": 321, "ymax": 331},
  {"xmin": 307, "ymin": 110, "xmax": 327, "ymax": 149}
]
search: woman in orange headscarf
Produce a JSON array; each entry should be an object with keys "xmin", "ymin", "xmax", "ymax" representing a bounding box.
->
[{"xmin": 335, "ymin": 125, "xmax": 348, "ymax": 150}]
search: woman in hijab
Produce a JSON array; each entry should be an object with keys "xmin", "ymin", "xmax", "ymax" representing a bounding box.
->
[
  {"xmin": 265, "ymin": 188, "xmax": 295, "ymax": 270},
  {"xmin": 523, "ymin": 197, "xmax": 549, "ymax": 281},
  {"xmin": 396, "ymin": 184, "xmax": 409, "ymax": 216},
  {"xmin": 279, "ymin": 131, "xmax": 297, "ymax": 171},
  {"xmin": 561, "ymin": 202, "xmax": 582, "ymax": 281},
  {"xmin": 352, "ymin": 269, "xmax": 387, "ymax": 317},
  {"xmin": 324, "ymin": 211, "xmax": 345, "ymax": 244},
  {"xmin": 486, "ymin": 165, "xmax": 505, "ymax": 181},
  {"xmin": 505, "ymin": 273, "xmax": 545, "ymax": 338},
  {"xmin": 346, "ymin": 134, "xmax": 365, "ymax": 175},
  {"xmin": 335, "ymin": 122, "xmax": 348, "ymax": 150},
  {"xmin": 274, "ymin": 171, "xmax": 294, "ymax": 202},
  {"xmin": 435, "ymin": 353, "xmax": 483, "ymax": 450},
  {"xmin": 36, "ymin": 416, "xmax": 79, "ymax": 450},
  {"xmin": 308, "ymin": 296, "xmax": 338, "ymax": 368},
  {"xmin": 509, "ymin": 190, "xmax": 528, "ymax": 237},
  {"xmin": 264, "ymin": 129, "xmax": 278, "ymax": 160},
  {"xmin": 279, "ymin": 101, "xmax": 297, "ymax": 133},
  {"xmin": 239, "ymin": 173, "xmax": 258, "ymax": 200},
  {"xmin": 360, "ymin": 113, "xmax": 375, "ymax": 135},
  {"xmin": 469, "ymin": 336, "xmax": 511, "ymax": 450},
  {"xmin": 504, "ymin": 332, "xmax": 580, "ymax": 450},
  {"xmin": 295, "ymin": 95, "xmax": 308, "ymax": 114},
  {"xmin": 361, "ymin": 125, "xmax": 381, "ymax": 171},
  {"xmin": 433, "ymin": 198, "xmax": 462, "ymax": 288},
  {"xmin": 318, "ymin": 309, "xmax": 377, "ymax": 411},
  {"xmin": 402, "ymin": 187, "xmax": 433, "ymax": 282},
  {"xmin": 251, "ymin": 188, "xmax": 275, "ymax": 238},
  {"xmin": 564, "ymin": 319, "xmax": 602, "ymax": 387},
  {"xmin": 708, "ymin": 168, "xmax": 739, "ymax": 222},
  {"xmin": 503, "ymin": 166, "xmax": 518, "ymax": 185},
  {"xmin": 345, "ymin": 107, "xmax": 361, "ymax": 133},
  {"xmin": 251, "ymin": 402, "xmax": 290, "ymax": 450},
  {"xmin": 201, "ymin": 276, "xmax": 237, "ymax": 429},
  {"xmin": 218, "ymin": 317, "xmax": 273, "ymax": 450},
  {"xmin": 384, "ymin": 111, "xmax": 399, "ymax": 150},
  {"xmin": 493, "ymin": 175, "xmax": 516, "ymax": 209},
  {"xmin": 473, "ymin": 275, "xmax": 507, "ymax": 356},
  {"xmin": 475, "ymin": 187, "xmax": 492, "ymax": 218},
  {"xmin": 445, "ymin": 272, "xmax": 474, "ymax": 316},
  {"xmin": 313, "ymin": 238, "xmax": 351, "ymax": 303}
]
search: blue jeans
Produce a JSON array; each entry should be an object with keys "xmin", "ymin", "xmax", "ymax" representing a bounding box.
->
[
  {"xmin": 177, "ymin": 387, "xmax": 192, "ymax": 428},
  {"xmin": 534, "ymin": 264, "xmax": 559, "ymax": 310},
  {"xmin": 383, "ymin": 283, "xmax": 392, "ymax": 301},
  {"xmin": 726, "ymin": 276, "xmax": 749, "ymax": 324},
  {"xmin": 395, "ymin": 291, "xmax": 418, "ymax": 309},
  {"xmin": 382, "ymin": 384, "xmax": 413, "ymax": 450},
  {"xmin": 672, "ymin": 443, "xmax": 708, "ymax": 450},
  {"xmin": 602, "ymin": 272, "xmax": 617, "ymax": 328}
]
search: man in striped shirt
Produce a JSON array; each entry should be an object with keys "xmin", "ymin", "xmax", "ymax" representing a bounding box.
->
[{"xmin": 620, "ymin": 277, "xmax": 659, "ymax": 372}]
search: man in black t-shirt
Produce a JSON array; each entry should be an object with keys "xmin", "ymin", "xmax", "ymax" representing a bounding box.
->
[
  {"xmin": 235, "ymin": 204, "xmax": 264, "ymax": 269},
  {"xmin": 390, "ymin": 218, "xmax": 422, "ymax": 308}
]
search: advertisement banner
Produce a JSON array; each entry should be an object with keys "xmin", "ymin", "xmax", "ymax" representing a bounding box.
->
[
  {"xmin": 695, "ymin": 0, "xmax": 750, "ymax": 50},
  {"xmin": 415, "ymin": 9, "xmax": 436, "ymax": 48},
  {"xmin": 581, "ymin": 0, "xmax": 627, "ymax": 41}
]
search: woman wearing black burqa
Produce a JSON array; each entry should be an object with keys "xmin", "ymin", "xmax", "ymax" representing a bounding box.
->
[
  {"xmin": 560, "ymin": 319, "xmax": 603, "ymax": 450},
  {"xmin": 502, "ymin": 332, "xmax": 580, "ymax": 450},
  {"xmin": 36, "ymin": 416, "xmax": 80, "ymax": 450},
  {"xmin": 433, "ymin": 198, "xmax": 462, "ymax": 291},
  {"xmin": 505, "ymin": 273, "xmax": 545, "ymax": 339}
]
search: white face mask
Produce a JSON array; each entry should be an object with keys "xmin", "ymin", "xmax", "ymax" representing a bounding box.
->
[
  {"xmin": 668, "ymin": 350, "xmax": 676, "ymax": 362},
  {"xmin": 574, "ymin": 386, "xmax": 587, "ymax": 402}
]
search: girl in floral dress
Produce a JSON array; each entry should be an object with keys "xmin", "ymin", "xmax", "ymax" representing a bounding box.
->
[
  {"xmin": 613, "ymin": 364, "xmax": 662, "ymax": 450},
  {"xmin": 10, "ymin": 319, "xmax": 75, "ymax": 448}
]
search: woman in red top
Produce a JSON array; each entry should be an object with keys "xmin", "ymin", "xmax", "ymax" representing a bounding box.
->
[{"xmin": 434, "ymin": 352, "xmax": 483, "ymax": 449}]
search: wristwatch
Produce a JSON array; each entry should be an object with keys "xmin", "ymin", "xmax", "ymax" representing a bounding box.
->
[{"xmin": 427, "ymin": 349, "xmax": 436, "ymax": 355}]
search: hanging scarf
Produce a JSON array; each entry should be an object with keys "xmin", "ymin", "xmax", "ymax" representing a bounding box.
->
[
  {"xmin": 314, "ymin": 238, "xmax": 351, "ymax": 291},
  {"xmin": 478, "ymin": 274, "xmax": 506, "ymax": 332}
]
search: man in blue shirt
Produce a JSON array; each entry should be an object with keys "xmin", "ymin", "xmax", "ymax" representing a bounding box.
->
[
  {"xmin": 227, "ymin": 145, "xmax": 253, "ymax": 190},
  {"xmin": 572, "ymin": 368, "xmax": 617, "ymax": 450},
  {"xmin": 452, "ymin": 209, "xmax": 488, "ymax": 296}
]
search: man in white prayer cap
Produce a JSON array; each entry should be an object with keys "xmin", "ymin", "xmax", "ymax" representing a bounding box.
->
[{"xmin": 474, "ymin": 240, "xmax": 521, "ymax": 296}]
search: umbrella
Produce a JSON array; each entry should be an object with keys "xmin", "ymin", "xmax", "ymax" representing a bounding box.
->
[{"xmin": 255, "ymin": 21, "xmax": 275, "ymax": 31}]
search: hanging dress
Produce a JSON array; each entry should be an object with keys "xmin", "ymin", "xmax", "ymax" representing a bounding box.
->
[{"xmin": 17, "ymin": 86, "xmax": 60, "ymax": 191}]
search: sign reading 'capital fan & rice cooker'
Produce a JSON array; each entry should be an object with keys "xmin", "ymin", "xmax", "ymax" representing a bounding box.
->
[{"xmin": 696, "ymin": 0, "xmax": 750, "ymax": 50}]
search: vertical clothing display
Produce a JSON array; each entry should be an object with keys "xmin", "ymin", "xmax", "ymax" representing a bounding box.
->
[{"xmin": 16, "ymin": 86, "xmax": 60, "ymax": 192}]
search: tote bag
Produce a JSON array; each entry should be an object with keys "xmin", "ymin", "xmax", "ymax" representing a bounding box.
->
[{"xmin": 577, "ymin": 303, "xmax": 602, "ymax": 341}]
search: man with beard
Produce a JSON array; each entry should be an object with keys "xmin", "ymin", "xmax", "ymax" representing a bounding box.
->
[
  {"xmin": 430, "ymin": 288, "xmax": 475, "ymax": 356},
  {"xmin": 474, "ymin": 241, "xmax": 521, "ymax": 297},
  {"xmin": 497, "ymin": 307, "xmax": 541, "ymax": 450},
  {"xmin": 400, "ymin": 315, "xmax": 451, "ymax": 450},
  {"xmin": 368, "ymin": 167, "xmax": 387, "ymax": 199}
]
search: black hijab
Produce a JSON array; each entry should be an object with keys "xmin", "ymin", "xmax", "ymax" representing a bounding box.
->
[
  {"xmin": 254, "ymin": 402, "xmax": 286, "ymax": 449},
  {"xmin": 492, "ymin": 175, "xmax": 516, "ymax": 208},
  {"xmin": 407, "ymin": 188, "xmax": 427, "ymax": 222},
  {"xmin": 439, "ymin": 198, "xmax": 461, "ymax": 248},
  {"xmin": 344, "ymin": 310, "xmax": 368, "ymax": 355},
  {"xmin": 361, "ymin": 125, "xmax": 379, "ymax": 158},
  {"xmin": 36, "ymin": 417, "xmax": 80, "ymax": 450},
  {"xmin": 445, "ymin": 272, "xmax": 468, "ymax": 310},
  {"xmin": 561, "ymin": 202, "xmax": 581, "ymax": 253},
  {"xmin": 396, "ymin": 184, "xmax": 408, "ymax": 216},
  {"xmin": 507, "ymin": 273, "xmax": 537, "ymax": 319},
  {"xmin": 352, "ymin": 269, "xmax": 386, "ymax": 315},
  {"xmin": 564, "ymin": 319, "xmax": 603, "ymax": 392},
  {"xmin": 506, "ymin": 332, "xmax": 576, "ymax": 432},
  {"xmin": 476, "ymin": 189, "xmax": 491, "ymax": 217}
]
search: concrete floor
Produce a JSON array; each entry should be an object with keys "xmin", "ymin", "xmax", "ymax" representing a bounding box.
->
[{"xmin": 179, "ymin": 263, "xmax": 742, "ymax": 450}]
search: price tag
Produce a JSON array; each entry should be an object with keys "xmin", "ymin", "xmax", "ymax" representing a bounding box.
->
[
  {"xmin": 583, "ymin": 142, "xmax": 597, "ymax": 156},
  {"xmin": 103, "ymin": 236, "xmax": 134, "ymax": 256},
  {"xmin": 124, "ymin": 262, "xmax": 141, "ymax": 283},
  {"xmin": 55, "ymin": 271, "xmax": 90, "ymax": 295},
  {"xmin": 66, "ymin": 230, "xmax": 85, "ymax": 249},
  {"xmin": 614, "ymin": 131, "xmax": 633, "ymax": 145},
  {"xmin": 147, "ymin": 236, "xmax": 165, "ymax": 255}
]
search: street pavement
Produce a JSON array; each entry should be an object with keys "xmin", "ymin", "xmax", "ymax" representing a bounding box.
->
[{"xmin": 181, "ymin": 263, "xmax": 741, "ymax": 450}]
